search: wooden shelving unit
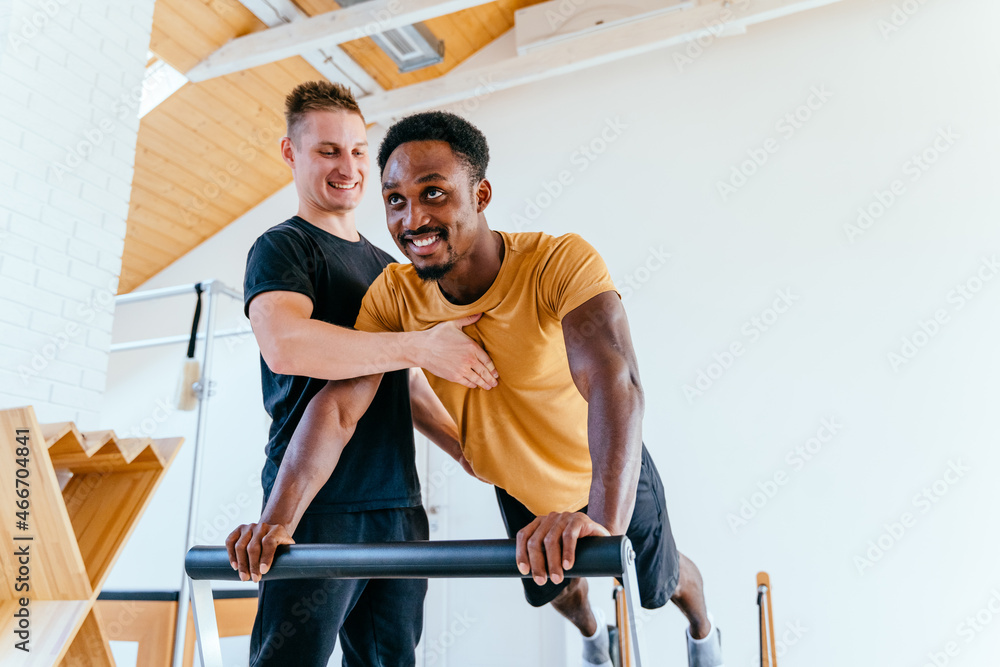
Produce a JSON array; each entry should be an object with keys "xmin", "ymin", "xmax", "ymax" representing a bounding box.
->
[{"xmin": 0, "ymin": 406, "xmax": 183, "ymax": 666}]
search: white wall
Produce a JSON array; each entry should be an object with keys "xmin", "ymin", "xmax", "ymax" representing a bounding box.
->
[
  {"xmin": 0, "ymin": 1, "xmax": 12, "ymax": 69},
  {"xmin": 0, "ymin": 0, "xmax": 155, "ymax": 428},
  {"xmin": 101, "ymin": 0, "xmax": 1000, "ymax": 665}
]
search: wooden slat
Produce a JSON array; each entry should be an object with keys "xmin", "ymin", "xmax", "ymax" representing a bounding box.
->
[
  {"xmin": 155, "ymin": 101, "xmax": 290, "ymax": 182},
  {"xmin": 0, "ymin": 599, "xmax": 92, "ymax": 665},
  {"xmin": 142, "ymin": 113, "xmax": 286, "ymax": 190},
  {"xmin": 225, "ymin": 63, "xmax": 306, "ymax": 116},
  {"xmin": 60, "ymin": 435, "xmax": 184, "ymax": 592},
  {"xmin": 114, "ymin": 437, "xmax": 157, "ymax": 463},
  {"xmin": 43, "ymin": 421, "xmax": 87, "ymax": 456},
  {"xmin": 61, "ymin": 607, "xmax": 115, "ymax": 667},
  {"xmin": 166, "ymin": 0, "xmax": 262, "ymax": 44},
  {"xmin": 127, "ymin": 205, "xmax": 209, "ymax": 248},
  {"xmin": 125, "ymin": 222, "xmax": 196, "ymax": 260},
  {"xmin": 96, "ymin": 599, "xmax": 176, "ymax": 667},
  {"xmin": 175, "ymin": 84, "xmax": 287, "ymax": 157},
  {"xmin": 0, "ymin": 408, "xmax": 92, "ymax": 601},
  {"xmin": 149, "ymin": 25, "xmax": 202, "ymax": 74},
  {"xmin": 132, "ymin": 141, "xmax": 262, "ymax": 214},
  {"xmin": 64, "ymin": 471, "xmax": 155, "ymax": 591},
  {"xmin": 131, "ymin": 164, "xmax": 250, "ymax": 220},
  {"xmin": 212, "ymin": 0, "xmax": 268, "ymax": 33},
  {"xmin": 119, "ymin": 266, "xmax": 148, "ymax": 295},
  {"xmin": 128, "ymin": 183, "xmax": 234, "ymax": 240},
  {"xmin": 51, "ymin": 440, "xmax": 165, "ymax": 475},
  {"xmin": 195, "ymin": 76, "xmax": 288, "ymax": 138},
  {"xmin": 275, "ymin": 56, "xmax": 326, "ymax": 86},
  {"xmin": 123, "ymin": 232, "xmax": 200, "ymax": 274},
  {"xmin": 81, "ymin": 431, "xmax": 114, "ymax": 454},
  {"xmin": 154, "ymin": 2, "xmax": 229, "ymax": 72}
]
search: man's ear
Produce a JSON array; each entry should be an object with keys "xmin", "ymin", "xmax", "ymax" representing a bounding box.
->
[
  {"xmin": 280, "ymin": 136, "xmax": 295, "ymax": 169},
  {"xmin": 476, "ymin": 178, "xmax": 492, "ymax": 212}
]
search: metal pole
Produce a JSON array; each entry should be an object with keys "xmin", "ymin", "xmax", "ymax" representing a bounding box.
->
[
  {"xmin": 190, "ymin": 579, "xmax": 224, "ymax": 667},
  {"xmin": 109, "ymin": 327, "xmax": 254, "ymax": 353},
  {"xmin": 171, "ymin": 280, "xmax": 221, "ymax": 667},
  {"xmin": 115, "ymin": 282, "xmax": 204, "ymax": 305},
  {"xmin": 619, "ymin": 541, "xmax": 644, "ymax": 667},
  {"xmin": 115, "ymin": 279, "xmax": 243, "ymax": 306},
  {"xmin": 183, "ymin": 537, "xmax": 641, "ymax": 667}
]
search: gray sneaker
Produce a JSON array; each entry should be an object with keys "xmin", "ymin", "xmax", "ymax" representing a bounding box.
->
[{"xmin": 686, "ymin": 614, "xmax": 724, "ymax": 667}]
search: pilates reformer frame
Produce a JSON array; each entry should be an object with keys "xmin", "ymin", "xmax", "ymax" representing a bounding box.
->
[{"xmin": 185, "ymin": 536, "xmax": 645, "ymax": 667}]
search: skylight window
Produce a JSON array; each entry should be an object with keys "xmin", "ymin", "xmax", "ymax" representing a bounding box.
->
[{"xmin": 139, "ymin": 53, "xmax": 188, "ymax": 118}]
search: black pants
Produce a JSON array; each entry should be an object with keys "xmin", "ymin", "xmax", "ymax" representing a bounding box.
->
[
  {"xmin": 495, "ymin": 445, "xmax": 680, "ymax": 609},
  {"xmin": 249, "ymin": 507, "xmax": 429, "ymax": 667}
]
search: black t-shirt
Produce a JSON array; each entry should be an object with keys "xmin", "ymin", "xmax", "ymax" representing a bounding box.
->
[{"xmin": 243, "ymin": 216, "xmax": 420, "ymax": 513}]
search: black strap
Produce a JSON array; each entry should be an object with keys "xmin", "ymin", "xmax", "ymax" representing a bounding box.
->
[{"xmin": 186, "ymin": 283, "xmax": 203, "ymax": 359}]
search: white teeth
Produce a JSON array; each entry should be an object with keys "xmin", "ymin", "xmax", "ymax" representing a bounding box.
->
[
  {"xmin": 329, "ymin": 182, "xmax": 355, "ymax": 189},
  {"xmin": 412, "ymin": 235, "xmax": 438, "ymax": 248}
]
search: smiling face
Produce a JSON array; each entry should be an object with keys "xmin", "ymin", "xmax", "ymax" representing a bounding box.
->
[
  {"xmin": 381, "ymin": 140, "xmax": 489, "ymax": 281},
  {"xmin": 283, "ymin": 109, "xmax": 369, "ymax": 216}
]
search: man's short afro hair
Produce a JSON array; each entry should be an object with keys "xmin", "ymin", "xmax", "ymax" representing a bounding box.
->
[{"xmin": 377, "ymin": 111, "xmax": 489, "ymax": 183}]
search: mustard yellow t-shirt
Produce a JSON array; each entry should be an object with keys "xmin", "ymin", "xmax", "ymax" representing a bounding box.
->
[{"xmin": 355, "ymin": 231, "xmax": 618, "ymax": 516}]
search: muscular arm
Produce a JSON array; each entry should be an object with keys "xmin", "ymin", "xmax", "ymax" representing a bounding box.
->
[
  {"xmin": 248, "ymin": 290, "xmax": 497, "ymax": 389},
  {"xmin": 563, "ymin": 291, "xmax": 644, "ymax": 534},
  {"xmin": 516, "ymin": 291, "xmax": 644, "ymax": 584},
  {"xmin": 227, "ymin": 374, "xmax": 381, "ymax": 581}
]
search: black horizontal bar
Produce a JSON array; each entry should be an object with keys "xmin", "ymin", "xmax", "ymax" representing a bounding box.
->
[
  {"xmin": 98, "ymin": 589, "xmax": 256, "ymax": 601},
  {"xmin": 185, "ymin": 537, "xmax": 629, "ymax": 582}
]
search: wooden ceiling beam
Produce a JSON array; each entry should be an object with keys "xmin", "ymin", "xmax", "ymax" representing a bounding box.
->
[{"xmin": 188, "ymin": 0, "xmax": 498, "ymax": 83}]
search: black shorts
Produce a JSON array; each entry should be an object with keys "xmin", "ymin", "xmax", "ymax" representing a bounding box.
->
[
  {"xmin": 249, "ymin": 506, "xmax": 429, "ymax": 667},
  {"xmin": 495, "ymin": 445, "xmax": 679, "ymax": 609}
]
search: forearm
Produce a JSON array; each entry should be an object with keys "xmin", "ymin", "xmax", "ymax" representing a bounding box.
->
[
  {"xmin": 260, "ymin": 420, "xmax": 350, "ymax": 535},
  {"xmin": 586, "ymin": 374, "xmax": 645, "ymax": 535},
  {"xmin": 264, "ymin": 319, "xmax": 422, "ymax": 380},
  {"xmin": 260, "ymin": 376, "xmax": 377, "ymax": 533}
]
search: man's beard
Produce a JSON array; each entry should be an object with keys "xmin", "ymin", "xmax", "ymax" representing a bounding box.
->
[{"xmin": 414, "ymin": 255, "xmax": 457, "ymax": 282}]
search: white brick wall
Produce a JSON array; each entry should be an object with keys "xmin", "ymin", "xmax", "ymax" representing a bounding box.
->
[
  {"xmin": 0, "ymin": 2, "xmax": 12, "ymax": 70},
  {"xmin": 0, "ymin": 0, "xmax": 155, "ymax": 428}
]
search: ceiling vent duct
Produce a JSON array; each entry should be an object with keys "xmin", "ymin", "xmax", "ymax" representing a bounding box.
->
[{"xmin": 337, "ymin": 0, "xmax": 445, "ymax": 73}]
